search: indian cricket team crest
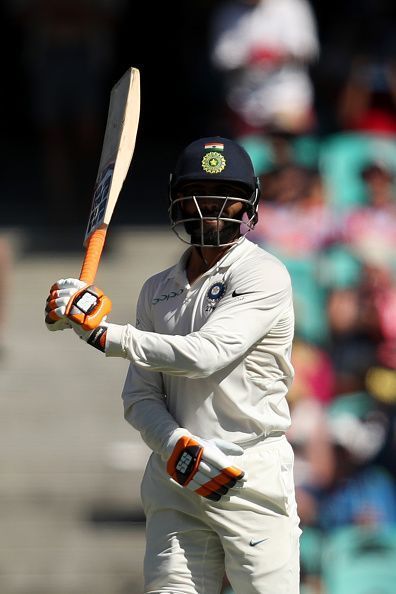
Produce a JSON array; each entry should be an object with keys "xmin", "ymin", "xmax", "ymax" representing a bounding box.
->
[
  {"xmin": 202, "ymin": 152, "xmax": 226, "ymax": 174},
  {"xmin": 205, "ymin": 281, "xmax": 226, "ymax": 312}
]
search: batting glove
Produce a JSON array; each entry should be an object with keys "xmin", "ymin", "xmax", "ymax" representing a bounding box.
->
[
  {"xmin": 45, "ymin": 278, "xmax": 112, "ymax": 351},
  {"xmin": 165, "ymin": 429, "xmax": 246, "ymax": 501},
  {"xmin": 45, "ymin": 278, "xmax": 86, "ymax": 331}
]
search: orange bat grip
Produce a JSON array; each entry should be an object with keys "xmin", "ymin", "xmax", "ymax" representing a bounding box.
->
[{"xmin": 79, "ymin": 228, "xmax": 107, "ymax": 285}]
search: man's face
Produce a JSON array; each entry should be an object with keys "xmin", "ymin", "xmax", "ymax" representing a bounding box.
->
[{"xmin": 175, "ymin": 181, "xmax": 248, "ymax": 246}]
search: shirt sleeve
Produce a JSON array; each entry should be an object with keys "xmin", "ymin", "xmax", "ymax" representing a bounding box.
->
[
  {"xmin": 120, "ymin": 282, "xmax": 180, "ymax": 458},
  {"xmin": 106, "ymin": 257, "xmax": 294, "ymax": 380}
]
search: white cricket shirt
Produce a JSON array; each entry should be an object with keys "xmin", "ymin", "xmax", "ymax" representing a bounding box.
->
[{"xmin": 106, "ymin": 237, "xmax": 295, "ymax": 456}]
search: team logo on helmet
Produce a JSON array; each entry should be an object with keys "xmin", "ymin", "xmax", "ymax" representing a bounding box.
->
[{"xmin": 202, "ymin": 152, "xmax": 226, "ymax": 174}]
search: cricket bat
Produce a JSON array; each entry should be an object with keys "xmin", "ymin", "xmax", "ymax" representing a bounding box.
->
[{"xmin": 79, "ymin": 66, "xmax": 140, "ymax": 285}]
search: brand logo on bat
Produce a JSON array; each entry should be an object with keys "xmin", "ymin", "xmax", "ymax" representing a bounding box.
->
[{"xmin": 85, "ymin": 162, "xmax": 115, "ymax": 237}]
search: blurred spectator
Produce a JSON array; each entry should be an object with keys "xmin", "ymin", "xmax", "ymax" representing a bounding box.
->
[
  {"xmin": 325, "ymin": 286, "xmax": 379, "ymax": 395},
  {"xmin": 359, "ymin": 263, "xmax": 396, "ymax": 370},
  {"xmin": 361, "ymin": 159, "xmax": 396, "ymax": 205},
  {"xmin": 330, "ymin": 153, "xmax": 396, "ymax": 371},
  {"xmin": 337, "ymin": 55, "xmax": 396, "ymax": 135},
  {"xmin": 288, "ymin": 338, "xmax": 336, "ymax": 407},
  {"xmin": 286, "ymin": 339, "xmax": 336, "ymax": 499},
  {"xmin": 325, "ymin": 262, "xmax": 396, "ymax": 391},
  {"xmin": 239, "ymin": 130, "xmax": 321, "ymax": 180},
  {"xmin": 311, "ymin": 0, "xmax": 396, "ymax": 135},
  {"xmin": 249, "ymin": 164, "xmax": 339, "ymax": 344},
  {"xmin": 11, "ymin": 0, "xmax": 126, "ymax": 223},
  {"xmin": 288, "ymin": 393, "xmax": 334, "ymax": 498},
  {"xmin": 291, "ymin": 381, "xmax": 396, "ymax": 592},
  {"xmin": 252, "ymin": 164, "xmax": 339, "ymax": 254},
  {"xmin": 297, "ymin": 392, "xmax": 396, "ymax": 533},
  {"xmin": 342, "ymin": 158, "xmax": 396, "ymax": 272},
  {"xmin": 208, "ymin": 0, "xmax": 319, "ymax": 138},
  {"xmin": 318, "ymin": 132, "xmax": 396, "ymax": 212}
]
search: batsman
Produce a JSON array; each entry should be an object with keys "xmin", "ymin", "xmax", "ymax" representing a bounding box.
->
[{"xmin": 45, "ymin": 137, "xmax": 301, "ymax": 594}]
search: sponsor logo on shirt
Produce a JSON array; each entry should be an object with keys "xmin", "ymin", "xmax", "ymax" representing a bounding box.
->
[
  {"xmin": 232, "ymin": 289, "xmax": 256, "ymax": 298},
  {"xmin": 249, "ymin": 538, "xmax": 269, "ymax": 547},
  {"xmin": 152, "ymin": 288, "xmax": 184, "ymax": 305}
]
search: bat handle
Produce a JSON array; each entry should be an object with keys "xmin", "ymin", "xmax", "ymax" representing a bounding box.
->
[{"xmin": 79, "ymin": 228, "xmax": 107, "ymax": 285}]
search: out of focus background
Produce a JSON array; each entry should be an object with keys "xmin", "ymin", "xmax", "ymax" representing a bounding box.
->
[{"xmin": 2, "ymin": 1, "xmax": 396, "ymax": 593}]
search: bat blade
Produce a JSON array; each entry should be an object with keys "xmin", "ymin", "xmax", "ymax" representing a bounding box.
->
[{"xmin": 79, "ymin": 66, "xmax": 140, "ymax": 284}]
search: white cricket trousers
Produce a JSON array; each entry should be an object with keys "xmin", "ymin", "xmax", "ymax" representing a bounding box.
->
[{"xmin": 141, "ymin": 435, "xmax": 301, "ymax": 594}]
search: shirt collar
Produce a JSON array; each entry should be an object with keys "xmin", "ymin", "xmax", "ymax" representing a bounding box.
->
[{"xmin": 164, "ymin": 237, "xmax": 249, "ymax": 283}]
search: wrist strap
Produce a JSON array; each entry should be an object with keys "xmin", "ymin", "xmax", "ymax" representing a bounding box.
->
[{"xmin": 87, "ymin": 326, "xmax": 107, "ymax": 352}]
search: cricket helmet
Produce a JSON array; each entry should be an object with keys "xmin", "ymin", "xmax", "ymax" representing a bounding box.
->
[{"xmin": 169, "ymin": 136, "xmax": 260, "ymax": 246}]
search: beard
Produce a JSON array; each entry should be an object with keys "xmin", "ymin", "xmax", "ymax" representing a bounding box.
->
[{"xmin": 184, "ymin": 218, "xmax": 241, "ymax": 246}]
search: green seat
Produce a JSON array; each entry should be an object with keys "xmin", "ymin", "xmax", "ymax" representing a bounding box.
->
[
  {"xmin": 319, "ymin": 132, "xmax": 396, "ymax": 211},
  {"xmin": 321, "ymin": 525, "xmax": 396, "ymax": 594},
  {"xmin": 240, "ymin": 131, "xmax": 396, "ymax": 212},
  {"xmin": 317, "ymin": 244, "xmax": 362, "ymax": 289},
  {"xmin": 238, "ymin": 134, "xmax": 321, "ymax": 174},
  {"xmin": 300, "ymin": 526, "xmax": 323, "ymax": 576},
  {"xmin": 327, "ymin": 391, "xmax": 376, "ymax": 420}
]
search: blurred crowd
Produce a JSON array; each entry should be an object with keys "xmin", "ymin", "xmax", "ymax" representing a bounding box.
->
[
  {"xmin": 209, "ymin": 1, "xmax": 396, "ymax": 594},
  {"xmin": 2, "ymin": 1, "xmax": 396, "ymax": 593}
]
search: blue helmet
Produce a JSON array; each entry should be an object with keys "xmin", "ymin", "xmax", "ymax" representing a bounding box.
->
[{"xmin": 169, "ymin": 137, "xmax": 260, "ymax": 246}]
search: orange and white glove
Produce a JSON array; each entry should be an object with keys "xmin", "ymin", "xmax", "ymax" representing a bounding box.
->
[
  {"xmin": 164, "ymin": 429, "xmax": 246, "ymax": 501},
  {"xmin": 45, "ymin": 278, "xmax": 86, "ymax": 331},
  {"xmin": 45, "ymin": 278, "xmax": 112, "ymax": 351}
]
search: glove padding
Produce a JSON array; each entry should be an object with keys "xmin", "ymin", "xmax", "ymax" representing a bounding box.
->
[
  {"xmin": 45, "ymin": 278, "xmax": 111, "ymax": 349},
  {"xmin": 165, "ymin": 430, "xmax": 246, "ymax": 501},
  {"xmin": 45, "ymin": 278, "xmax": 86, "ymax": 331},
  {"xmin": 64, "ymin": 283, "xmax": 112, "ymax": 332}
]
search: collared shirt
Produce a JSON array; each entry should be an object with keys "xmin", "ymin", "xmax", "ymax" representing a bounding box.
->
[{"xmin": 106, "ymin": 237, "xmax": 295, "ymax": 453}]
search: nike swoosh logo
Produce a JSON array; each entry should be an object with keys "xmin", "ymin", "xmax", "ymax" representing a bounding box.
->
[
  {"xmin": 232, "ymin": 290, "xmax": 256, "ymax": 298},
  {"xmin": 249, "ymin": 538, "xmax": 269, "ymax": 547}
]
